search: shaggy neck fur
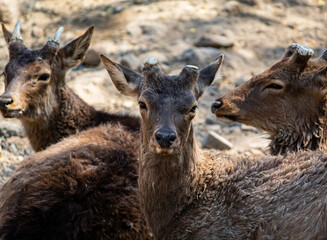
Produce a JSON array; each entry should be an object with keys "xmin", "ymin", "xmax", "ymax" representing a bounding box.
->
[
  {"xmin": 139, "ymin": 125, "xmax": 204, "ymax": 238},
  {"xmin": 269, "ymin": 105, "xmax": 327, "ymax": 155},
  {"xmin": 138, "ymin": 115, "xmax": 327, "ymax": 239},
  {"xmin": 21, "ymin": 86, "xmax": 97, "ymax": 151},
  {"xmin": 21, "ymin": 84, "xmax": 140, "ymax": 151}
]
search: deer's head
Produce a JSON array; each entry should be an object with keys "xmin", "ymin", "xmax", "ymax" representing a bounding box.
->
[
  {"xmin": 101, "ymin": 55, "xmax": 223, "ymax": 155},
  {"xmin": 212, "ymin": 44, "xmax": 327, "ymax": 136},
  {"xmin": 0, "ymin": 21, "xmax": 93, "ymax": 120}
]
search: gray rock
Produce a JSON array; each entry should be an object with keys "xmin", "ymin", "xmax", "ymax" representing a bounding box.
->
[
  {"xmin": 112, "ymin": 6, "xmax": 124, "ymax": 14},
  {"xmin": 195, "ymin": 35, "xmax": 234, "ymax": 49},
  {"xmin": 205, "ymin": 115, "xmax": 220, "ymax": 125},
  {"xmin": 24, "ymin": 148, "xmax": 32, "ymax": 156},
  {"xmin": 133, "ymin": 0, "xmax": 150, "ymax": 4},
  {"xmin": 125, "ymin": 21, "xmax": 168, "ymax": 39},
  {"xmin": 119, "ymin": 53, "xmax": 141, "ymax": 70},
  {"xmin": 202, "ymin": 131, "xmax": 233, "ymax": 150},
  {"xmin": 236, "ymin": 0, "xmax": 257, "ymax": 6},
  {"xmin": 222, "ymin": 1, "xmax": 242, "ymax": 14},
  {"xmin": 2, "ymin": 166, "xmax": 13, "ymax": 177},
  {"xmin": 179, "ymin": 47, "xmax": 222, "ymax": 68},
  {"xmin": 82, "ymin": 49, "xmax": 101, "ymax": 67},
  {"xmin": 206, "ymin": 124, "xmax": 222, "ymax": 133},
  {"xmin": 8, "ymin": 142, "xmax": 18, "ymax": 155},
  {"xmin": 0, "ymin": 121, "xmax": 24, "ymax": 138}
]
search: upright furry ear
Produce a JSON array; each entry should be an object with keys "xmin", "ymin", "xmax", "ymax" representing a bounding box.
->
[
  {"xmin": 100, "ymin": 54, "xmax": 144, "ymax": 96},
  {"xmin": 196, "ymin": 54, "xmax": 224, "ymax": 98},
  {"xmin": 55, "ymin": 26, "xmax": 94, "ymax": 69},
  {"xmin": 2, "ymin": 23, "xmax": 12, "ymax": 45},
  {"xmin": 316, "ymin": 67, "xmax": 327, "ymax": 95},
  {"xmin": 320, "ymin": 50, "xmax": 327, "ymax": 62}
]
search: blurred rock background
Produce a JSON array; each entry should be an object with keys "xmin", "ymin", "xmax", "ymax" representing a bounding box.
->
[{"xmin": 0, "ymin": 0, "xmax": 326, "ymax": 186}]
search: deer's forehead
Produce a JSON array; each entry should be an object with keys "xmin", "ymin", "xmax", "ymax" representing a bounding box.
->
[
  {"xmin": 6, "ymin": 58, "xmax": 50, "ymax": 74},
  {"xmin": 141, "ymin": 88, "xmax": 196, "ymax": 105},
  {"xmin": 7, "ymin": 49, "xmax": 48, "ymax": 69},
  {"xmin": 249, "ymin": 66, "xmax": 303, "ymax": 87},
  {"xmin": 144, "ymin": 74, "xmax": 196, "ymax": 91}
]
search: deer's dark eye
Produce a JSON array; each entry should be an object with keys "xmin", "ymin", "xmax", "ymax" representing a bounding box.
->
[
  {"xmin": 38, "ymin": 73, "xmax": 50, "ymax": 81},
  {"xmin": 139, "ymin": 101, "xmax": 147, "ymax": 110},
  {"xmin": 189, "ymin": 106, "xmax": 197, "ymax": 113},
  {"xmin": 265, "ymin": 83, "xmax": 283, "ymax": 90}
]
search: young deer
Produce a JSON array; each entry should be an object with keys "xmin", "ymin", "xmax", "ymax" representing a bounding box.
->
[
  {"xmin": 211, "ymin": 43, "xmax": 327, "ymax": 155},
  {"xmin": 101, "ymin": 54, "xmax": 327, "ymax": 239},
  {"xmin": 0, "ymin": 21, "xmax": 139, "ymax": 151},
  {"xmin": 0, "ymin": 123, "xmax": 152, "ymax": 240}
]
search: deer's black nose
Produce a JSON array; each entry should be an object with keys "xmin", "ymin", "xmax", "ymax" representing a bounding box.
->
[
  {"xmin": 0, "ymin": 96, "xmax": 13, "ymax": 108},
  {"xmin": 211, "ymin": 100, "xmax": 223, "ymax": 114},
  {"xmin": 155, "ymin": 130, "xmax": 176, "ymax": 148}
]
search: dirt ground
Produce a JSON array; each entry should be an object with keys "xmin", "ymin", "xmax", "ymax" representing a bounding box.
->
[{"xmin": 0, "ymin": 0, "xmax": 326, "ymax": 186}]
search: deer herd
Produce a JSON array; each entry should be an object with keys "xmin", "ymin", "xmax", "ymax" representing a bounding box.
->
[{"xmin": 0, "ymin": 21, "xmax": 326, "ymax": 240}]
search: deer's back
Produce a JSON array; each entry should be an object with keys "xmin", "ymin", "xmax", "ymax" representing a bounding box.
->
[{"xmin": 0, "ymin": 123, "xmax": 151, "ymax": 240}]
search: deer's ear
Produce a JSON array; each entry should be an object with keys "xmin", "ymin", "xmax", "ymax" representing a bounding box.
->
[
  {"xmin": 100, "ymin": 54, "xmax": 144, "ymax": 96},
  {"xmin": 320, "ymin": 50, "xmax": 327, "ymax": 62},
  {"xmin": 56, "ymin": 26, "xmax": 94, "ymax": 68},
  {"xmin": 196, "ymin": 54, "xmax": 224, "ymax": 98},
  {"xmin": 2, "ymin": 23, "xmax": 12, "ymax": 45}
]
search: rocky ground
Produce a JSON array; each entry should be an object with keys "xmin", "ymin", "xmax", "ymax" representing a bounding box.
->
[{"xmin": 0, "ymin": 0, "xmax": 326, "ymax": 186}]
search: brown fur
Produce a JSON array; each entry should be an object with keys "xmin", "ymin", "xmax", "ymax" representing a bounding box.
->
[
  {"xmin": 212, "ymin": 44, "xmax": 327, "ymax": 155},
  {"xmin": 0, "ymin": 123, "xmax": 152, "ymax": 240},
  {"xmin": 0, "ymin": 24, "xmax": 139, "ymax": 151},
  {"xmin": 0, "ymin": 24, "xmax": 149, "ymax": 239},
  {"xmin": 103, "ymin": 54, "xmax": 327, "ymax": 239}
]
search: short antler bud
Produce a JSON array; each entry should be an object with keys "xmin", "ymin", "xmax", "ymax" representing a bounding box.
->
[
  {"xmin": 47, "ymin": 26, "xmax": 64, "ymax": 47},
  {"xmin": 185, "ymin": 65, "xmax": 199, "ymax": 70},
  {"xmin": 289, "ymin": 43, "xmax": 314, "ymax": 56},
  {"xmin": 10, "ymin": 20, "xmax": 23, "ymax": 42},
  {"xmin": 287, "ymin": 43, "xmax": 314, "ymax": 66},
  {"xmin": 143, "ymin": 57, "xmax": 158, "ymax": 66},
  {"xmin": 179, "ymin": 64, "xmax": 200, "ymax": 88}
]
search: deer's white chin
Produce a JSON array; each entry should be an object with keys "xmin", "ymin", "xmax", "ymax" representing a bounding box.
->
[{"xmin": 156, "ymin": 147, "xmax": 174, "ymax": 155}]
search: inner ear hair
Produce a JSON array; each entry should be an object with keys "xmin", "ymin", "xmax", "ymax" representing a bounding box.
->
[
  {"xmin": 196, "ymin": 54, "xmax": 224, "ymax": 97},
  {"xmin": 55, "ymin": 26, "xmax": 94, "ymax": 69},
  {"xmin": 100, "ymin": 54, "xmax": 144, "ymax": 96}
]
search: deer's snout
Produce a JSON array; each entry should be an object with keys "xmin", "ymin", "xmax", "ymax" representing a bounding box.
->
[
  {"xmin": 211, "ymin": 99, "xmax": 223, "ymax": 114},
  {"xmin": 155, "ymin": 129, "xmax": 177, "ymax": 148},
  {"xmin": 0, "ymin": 95, "xmax": 13, "ymax": 108}
]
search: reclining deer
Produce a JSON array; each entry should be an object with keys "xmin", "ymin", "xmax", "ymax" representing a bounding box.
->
[
  {"xmin": 211, "ymin": 43, "xmax": 327, "ymax": 155},
  {"xmin": 0, "ymin": 21, "xmax": 139, "ymax": 151},
  {"xmin": 0, "ymin": 22, "xmax": 152, "ymax": 240},
  {"xmin": 101, "ymin": 54, "xmax": 327, "ymax": 239},
  {"xmin": 0, "ymin": 121, "xmax": 152, "ymax": 240}
]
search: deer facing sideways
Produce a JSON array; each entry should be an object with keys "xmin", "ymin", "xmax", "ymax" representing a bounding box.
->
[
  {"xmin": 101, "ymin": 54, "xmax": 327, "ymax": 240},
  {"xmin": 0, "ymin": 21, "xmax": 152, "ymax": 240},
  {"xmin": 0, "ymin": 21, "xmax": 139, "ymax": 151},
  {"xmin": 212, "ymin": 43, "xmax": 327, "ymax": 155}
]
